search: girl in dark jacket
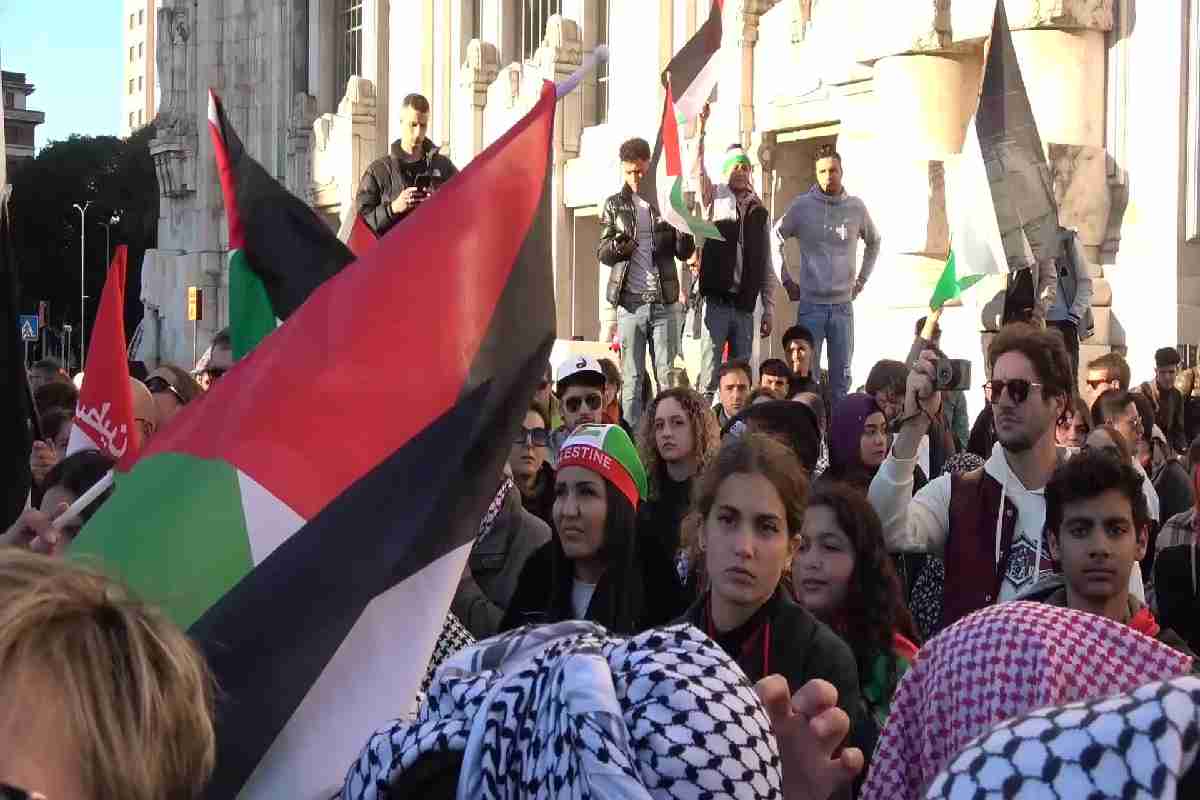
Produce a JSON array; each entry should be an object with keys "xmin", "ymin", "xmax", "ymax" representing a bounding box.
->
[
  {"xmin": 502, "ymin": 424, "xmax": 687, "ymax": 634},
  {"xmin": 678, "ymin": 434, "xmax": 862, "ymax": 735},
  {"xmin": 791, "ymin": 482, "xmax": 920, "ymax": 767},
  {"xmin": 636, "ymin": 387, "xmax": 720, "ymax": 588}
]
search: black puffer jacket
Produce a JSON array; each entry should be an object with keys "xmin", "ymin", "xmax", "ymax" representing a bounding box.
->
[
  {"xmin": 597, "ymin": 185, "xmax": 695, "ymax": 308},
  {"xmin": 355, "ymin": 137, "xmax": 458, "ymax": 237}
]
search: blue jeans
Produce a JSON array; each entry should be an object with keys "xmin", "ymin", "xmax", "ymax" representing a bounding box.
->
[
  {"xmin": 796, "ymin": 300, "xmax": 854, "ymax": 403},
  {"xmin": 697, "ymin": 298, "xmax": 755, "ymax": 397},
  {"xmin": 617, "ymin": 301, "xmax": 682, "ymax": 428}
]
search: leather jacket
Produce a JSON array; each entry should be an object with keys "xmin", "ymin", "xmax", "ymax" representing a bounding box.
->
[
  {"xmin": 356, "ymin": 137, "xmax": 458, "ymax": 237},
  {"xmin": 597, "ymin": 185, "xmax": 695, "ymax": 308}
]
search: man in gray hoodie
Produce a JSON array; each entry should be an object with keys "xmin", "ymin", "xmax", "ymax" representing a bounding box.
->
[{"xmin": 773, "ymin": 144, "xmax": 880, "ymax": 402}]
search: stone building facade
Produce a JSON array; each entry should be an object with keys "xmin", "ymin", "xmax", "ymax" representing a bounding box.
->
[
  {"xmin": 139, "ymin": 0, "xmax": 1200, "ymax": 418},
  {"xmin": 2, "ymin": 71, "xmax": 44, "ymax": 180},
  {"xmin": 122, "ymin": 0, "xmax": 158, "ymax": 136}
]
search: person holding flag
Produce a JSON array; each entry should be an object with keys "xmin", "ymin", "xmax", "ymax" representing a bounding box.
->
[{"xmin": 695, "ymin": 139, "xmax": 780, "ymax": 403}]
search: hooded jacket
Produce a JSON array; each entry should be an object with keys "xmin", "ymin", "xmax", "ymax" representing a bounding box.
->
[
  {"xmin": 869, "ymin": 441, "xmax": 1146, "ymax": 618},
  {"xmin": 1018, "ymin": 573, "xmax": 1196, "ymax": 661},
  {"xmin": 772, "ymin": 185, "xmax": 880, "ymax": 305}
]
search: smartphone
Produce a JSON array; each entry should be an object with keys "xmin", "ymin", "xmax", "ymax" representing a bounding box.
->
[
  {"xmin": 414, "ymin": 173, "xmax": 434, "ymax": 192},
  {"xmin": 933, "ymin": 358, "xmax": 972, "ymax": 392}
]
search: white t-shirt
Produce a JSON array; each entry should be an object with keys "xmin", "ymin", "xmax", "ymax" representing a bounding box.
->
[{"xmin": 571, "ymin": 579, "xmax": 598, "ymax": 619}]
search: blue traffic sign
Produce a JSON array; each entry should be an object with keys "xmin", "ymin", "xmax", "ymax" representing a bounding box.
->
[{"xmin": 19, "ymin": 315, "xmax": 38, "ymax": 342}]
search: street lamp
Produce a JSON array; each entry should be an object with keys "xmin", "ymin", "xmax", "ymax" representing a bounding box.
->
[
  {"xmin": 72, "ymin": 200, "xmax": 92, "ymax": 370},
  {"xmin": 98, "ymin": 211, "xmax": 121, "ymax": 264}
]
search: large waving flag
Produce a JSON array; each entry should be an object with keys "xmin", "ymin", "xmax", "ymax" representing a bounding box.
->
[
  {"xmin": 66, "ymin": 246, "xmax": 139, "ymax": 469},
  {"xmin": 975, "ymin": 0, "xmax": 1060, "ymax": 268},
  {"xmin": 640, "ymin": 0, "xmax": 724, "ymax": 241},
  {"xmin": 208, "ymin": 91, "xmax": 355, "ymax": 359},
  {"xmin": 73, "ymin": 82, "xmax": 559, "ymax": 797}
]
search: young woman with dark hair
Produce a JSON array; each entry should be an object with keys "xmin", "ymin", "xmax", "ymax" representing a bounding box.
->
[
  {"xmin": 792, "ymin": 482, "xmax": 919, "ymax": 743},
  {"xmin": 636, "ymin": 387, "xmax": 720, "ymax": 585},
  {"xmin": 826, "ymin": 393, "xmax": 889, "ymax": 491},
  {"xmin": 502, "ymin": 424, "xmax": 686, "ymax": 634},
  {"xmin": 678, "ymin": 434, "xmax": 862, "ymax": 735}
]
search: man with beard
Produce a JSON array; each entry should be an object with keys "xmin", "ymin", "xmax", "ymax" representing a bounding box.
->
[{"xmin": 868, "ymin": 323, "xmax": 1144, "ymax": 629}]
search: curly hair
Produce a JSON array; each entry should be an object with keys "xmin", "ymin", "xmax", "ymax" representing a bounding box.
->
[
  {"xmin": 636, "ymin": 387, "xmax": 721, "ymax": 501},
  {"xmin": 799, "ymin": 482, "xmax": 918, "ymax": 703}
]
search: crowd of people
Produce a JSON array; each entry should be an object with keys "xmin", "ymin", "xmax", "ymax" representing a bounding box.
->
[{"xmin": 5, "ymin": 106, "xmax": 1200, "ymax": 798}]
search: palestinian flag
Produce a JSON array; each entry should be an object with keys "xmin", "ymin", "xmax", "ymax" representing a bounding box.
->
[
  {"xmin": 66, "ymin": 246, "xmax": 139, "ymax": 469},
  {"xmin": 73, "ymin": 81, "xmax": 559, "ymax": 797},
  {"xmin": 974, "ymin": 0, "xmax": 1060, "ymax": 268},
  {"xmin": 639, "ymin": 0, "xmax": 724, "ymax": 241},
  {"xmin": 208, "ymin": 90, "xmax": 355, "ymax": 359}
]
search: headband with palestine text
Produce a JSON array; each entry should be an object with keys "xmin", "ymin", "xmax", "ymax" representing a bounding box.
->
[{"xmin": 556, "ymin": 424, "xmax": 648, "ymax": 510}]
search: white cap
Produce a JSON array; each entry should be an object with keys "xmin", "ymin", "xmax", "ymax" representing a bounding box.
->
[{"xmin": 555, "ymin": 355, "xmax": 604, "ymax": 389}]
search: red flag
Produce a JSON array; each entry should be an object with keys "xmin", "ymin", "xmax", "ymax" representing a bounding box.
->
[
  {"xmin": 346, "ymin": 214, "xmax": 378, "ymax": 257},
  {"xmin": 66, "ymin": 246, "xmax": 138, "ymax": 470}
]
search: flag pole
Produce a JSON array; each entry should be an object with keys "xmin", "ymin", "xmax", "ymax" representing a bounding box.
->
[{"xmin": 51, "ymin": 468, "xmax": 114, "ymax": 531}]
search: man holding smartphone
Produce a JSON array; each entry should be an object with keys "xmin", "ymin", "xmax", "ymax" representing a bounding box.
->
[
  {"xmin": 356, "ymin": 93, "xmax": 458, "ymax": 237},
  {"xmin": 598, "ymin": 138, "xmax": 695, "ymax": 428}
]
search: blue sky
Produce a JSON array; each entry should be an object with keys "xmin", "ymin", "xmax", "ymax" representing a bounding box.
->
[{"xmin": 1, "ymin": 0, "xmax": 122, "ymax": 148}]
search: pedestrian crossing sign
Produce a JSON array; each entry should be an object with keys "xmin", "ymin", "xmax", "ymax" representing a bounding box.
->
[{"xmin": 19, "ymin": 315, "xmax": 38, "ymax": 342}]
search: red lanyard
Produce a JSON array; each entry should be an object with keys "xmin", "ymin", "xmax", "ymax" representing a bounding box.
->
[{"xmin": 706, "ymin": 598, "xmax": 771, "ymax": 676}]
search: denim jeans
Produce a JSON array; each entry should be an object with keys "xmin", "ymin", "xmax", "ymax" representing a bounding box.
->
[
  {"xmin": 697, "ymin": 298, "xmax": 755, "ymax": 397},
  {"xmin": 796, "ymin": 300, "xmax": 854, "ymax": 402},
  {"xmin": 617, "ymin": 301, "xmax": 682, "ymax": 427}
]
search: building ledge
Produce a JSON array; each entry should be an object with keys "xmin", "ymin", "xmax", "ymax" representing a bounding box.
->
[{"xmin": 5, "ymin": 108, "xmax": 45, "ymax": 125}]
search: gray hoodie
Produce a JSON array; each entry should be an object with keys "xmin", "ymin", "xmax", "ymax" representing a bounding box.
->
[{"xmin": 773, "ymin": 185, "xmax": 881, "ymax": 304}]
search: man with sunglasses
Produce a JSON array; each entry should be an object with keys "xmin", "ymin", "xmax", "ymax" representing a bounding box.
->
[
  {"xmin": 197, "ymin": 328, "xmax": 234, "ymax": 390},
  {"xmin": 868, "ymin": 323, "xmax": 1144, "ymax": 630},
  {"xmin": 546, "ymin": 356, "xmax": 607, "ymax": 467}
]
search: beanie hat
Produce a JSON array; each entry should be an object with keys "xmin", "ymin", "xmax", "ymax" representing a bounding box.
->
[{"xmin": 556, "ymin": 424, "xmax": 648, "ymax": 509}]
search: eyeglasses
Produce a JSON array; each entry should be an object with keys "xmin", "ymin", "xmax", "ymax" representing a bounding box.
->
[
  {"xmin": 983, "ymin": 379, "xmax": 1044, "ymax": 405},
  {"xmin": 1085, "ymin": 377, "xmax": 1110, "ymax": 390},
  {"xmin": 146, "ymin": 376, "xmax": 186, "ymax": 405},
  {"xmin": 515, "ymin": 427, "xmax": 549, "ymax": 447},
  {"xmin": 563, "ymin": 393, "xmax": 603, "ymax": 414},
  {"xmin": 1, "ymin": 784, "xmax": 47, "ymax": 800}
]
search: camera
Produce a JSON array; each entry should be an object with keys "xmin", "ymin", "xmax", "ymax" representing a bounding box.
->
[{"xmin": 933, "ymin": 358, "xmax": 971, "ymax": 392}]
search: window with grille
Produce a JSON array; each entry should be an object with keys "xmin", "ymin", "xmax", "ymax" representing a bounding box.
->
[
  {"xmin": 138, "ymin": 76, "xmax": 143, "ymax": 91},
  {"xmin": 128, "ymin": 79, "xmax": 134, "ymax": 95},
  {"xmin": 129, "ymin": 46, "xmax": 134, "ymax": 62},
  {"xmin": 138, "ymin": 42, "xmax": 143, "ymax": 58},
  {"xmin": 522, "ymin": 0, "xmax": 562, "ymax": 62},
  {"xmin": 336, "ymin": 0, "xmax": 364, "ymax": 95},
  {"xmin": 139, "ymin": 9, "xmax": 144, "ymax": 24}
]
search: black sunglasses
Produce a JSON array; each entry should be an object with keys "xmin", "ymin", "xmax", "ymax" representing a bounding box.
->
[
  {"xmin": 563, "ymin": 393, "xmax": 603, "ymax": 414},
  {"xmin": 515, "ymin": 427, "xmax": 549, "ymax": 447},
  {"xmin": 0, "ymin": 785, "xmax": 45, "ymax": 800},
  {"xmin": 983, "ymin": 379, "xmax": 1044, "ymax": 405},
  {"xmin": 145, "ymin": 376, "xmax": 186, "ymax": 405}
]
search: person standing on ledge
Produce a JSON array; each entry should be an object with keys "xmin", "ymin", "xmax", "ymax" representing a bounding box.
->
[
  {"xmin": 355, "ymin": 93, "xmax": 458, "ymax": 238},
  {"xmin": 773, "ymin": 144, "xmax": 880, "ymax": 404}
]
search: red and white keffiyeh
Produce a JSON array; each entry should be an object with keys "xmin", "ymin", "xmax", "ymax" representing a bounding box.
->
[{"xmin": 862, "ymin": 601, "xmax": 1193, "ymax": 800}]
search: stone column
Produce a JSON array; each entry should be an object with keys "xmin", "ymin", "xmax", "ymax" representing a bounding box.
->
[
  {"xmin": 733, "ymin": 0, "xmax": 773, "ymax": 149},
  {"xmin": 455, "ymin": 40, "xmax": 500, "ymax": 162},
  {"xmin": 535, "ymin": 15, "xmax": 583, "ymax": 337}
]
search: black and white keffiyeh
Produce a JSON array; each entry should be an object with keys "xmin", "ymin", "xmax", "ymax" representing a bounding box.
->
[
  {"xmin": 343, "ymin": 622, "xmax": 782, "ymax": 799},
  {"xmin": 924, "ymin": 676, "xmax": 1200, "ymax": 799}
]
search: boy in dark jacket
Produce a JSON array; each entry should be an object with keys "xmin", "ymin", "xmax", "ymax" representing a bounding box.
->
[{"xmin": 1020, "ymin": 450, "xmax": 1195, "ymax": 658}]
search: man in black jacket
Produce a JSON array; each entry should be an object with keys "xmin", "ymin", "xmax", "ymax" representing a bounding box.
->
[
  {"xmin": 696, "ymin": 145, "xmax": 779, "ymax": 402},
  {"xmin": 1138, "ymin": 347, "xmax": 1188, "ymax": 454},
  {"xmin": 598, "ymin": 137, "xmax": 695, "ymax": 427},
  {"xmin": 355, "ymin": 93, "xmax": 458, "ymax": 238}
]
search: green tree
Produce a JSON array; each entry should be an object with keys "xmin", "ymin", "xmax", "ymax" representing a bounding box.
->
[{"xmin": 7, "ymin": 125, "xmax": 158, "ymax": 366}]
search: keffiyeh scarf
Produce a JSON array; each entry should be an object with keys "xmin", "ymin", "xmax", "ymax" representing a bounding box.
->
[
  {"xmin": 343, "ymin": 622, "xmax": 782, "ymax": 799},
  {"xmin": 925, "ymin": 676, "xmax": 1200, "ymax": 799},
  {"xmin": 863, "ymin": 601, "xmax": 1193, "ymax": 800}
]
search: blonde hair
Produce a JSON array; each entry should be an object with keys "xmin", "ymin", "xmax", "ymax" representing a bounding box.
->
[
  {"xmin": 0, "ymin": 551, "xmax": 216, "ymax": 800},
  {"xmin": 636, "ymin": 387, "xmax": 722, "ymax": 500}
]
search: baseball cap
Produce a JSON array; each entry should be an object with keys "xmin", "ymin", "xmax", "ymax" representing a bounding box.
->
[{"xmin": 555, "ymin": 355, "xmax": 605, "ymax": 395}]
